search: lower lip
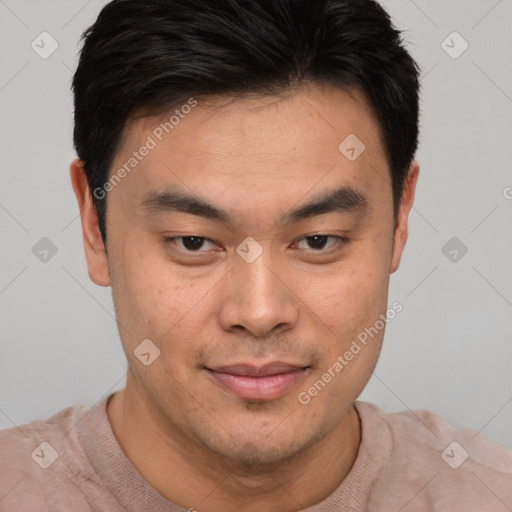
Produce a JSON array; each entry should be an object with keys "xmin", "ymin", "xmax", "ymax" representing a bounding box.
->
[{"xmin": 206, "ymin": 368, "xmax": 307, "ymax": 401}]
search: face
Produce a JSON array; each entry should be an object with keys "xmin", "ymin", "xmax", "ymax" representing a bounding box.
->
[{"xmin": 73, "ymin": 82, "xmax": 417, "ymax": 466}]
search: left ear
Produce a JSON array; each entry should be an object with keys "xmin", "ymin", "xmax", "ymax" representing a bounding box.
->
[{"xmin": 390, "ymin": 160, "xmax": 420, "ymax": 273}]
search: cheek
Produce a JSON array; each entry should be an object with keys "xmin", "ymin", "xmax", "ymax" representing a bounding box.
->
[
  {"xmin": 133, "ymin": 276, "xmax": 195, "ymax": 335},
  {"xmin": 109, "ymin": 238, "xmax": 180, "ymax": 339},
  {"xmin": 304, "ymin": 255, "xmax": 390, "ymax": 338},
  {"xmin": 117, "ymin": 261, "xmax": 217, "ymax": 368},
  {"xmin": 300, "ymin": 264, "xmax": 389, "ymax": 409},
  {"xmin": 116, "ymin": 234, "xmax": 172, "ymax": 307}
]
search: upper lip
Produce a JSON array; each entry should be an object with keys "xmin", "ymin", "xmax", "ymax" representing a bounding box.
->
[{"xmin": 206, "ymin": 362, "xmax": 307, "ymax": 377}]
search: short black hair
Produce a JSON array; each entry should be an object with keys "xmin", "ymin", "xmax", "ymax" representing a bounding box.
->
[{"xmin": 72, "ymin": 0, "xmax": 420, "ymax": 245}]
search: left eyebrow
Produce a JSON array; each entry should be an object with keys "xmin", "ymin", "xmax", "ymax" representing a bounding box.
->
[
  {"xmin": 282, "ymin": 185, "xmax": 369, "ymax": 224},
  {"xmin": 137, "ymin": 184, "xmax": 369, "ymax": 225}
]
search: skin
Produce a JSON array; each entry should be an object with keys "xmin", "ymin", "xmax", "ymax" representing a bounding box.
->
[{"xmin": 70, "ymin": 82, "xmax": 419, "ymax": 511}]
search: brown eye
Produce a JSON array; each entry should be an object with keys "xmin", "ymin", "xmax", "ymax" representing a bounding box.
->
[
  {"xmin": 305, "ymin": 235, "xmax": 330, "ymax": 250},
  {"xmin": 295, "ymin": 235, "xmax": 346, "ymax": 251},
  {"xmin": 180, "ymin": 236, "xmax": 205, "ymax": 251},
  {"xmin": 165, "ymin": 236, "xmax": 217, "ymax": 253}
]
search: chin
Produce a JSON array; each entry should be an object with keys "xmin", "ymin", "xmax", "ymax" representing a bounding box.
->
[{"xmin": 197, "ymin": 423, "xmax": 324, "ymax": 471}]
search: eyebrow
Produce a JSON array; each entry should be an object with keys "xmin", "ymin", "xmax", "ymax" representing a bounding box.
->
[{"xmin": 138, "ymin": 185, "xmax": 369, "ymax": 225}]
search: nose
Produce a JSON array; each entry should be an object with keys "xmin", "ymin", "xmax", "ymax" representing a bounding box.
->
[{"xmin": 218, "ymin": 250, "xmax": 299, "ymax": 338}]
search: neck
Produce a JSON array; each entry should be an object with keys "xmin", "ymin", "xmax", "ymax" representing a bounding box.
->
[{"xmin": 107, "ymin": 378, "xmax": 361, "ymax": 512}]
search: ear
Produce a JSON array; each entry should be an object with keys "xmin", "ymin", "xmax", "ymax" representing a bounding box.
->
[
  {"xmin": 69, "ymin": 158, "xmax": 111, "ymax": 286},
  {"xmin": 390, "ymin": 160, "xmax": 420, "ymax": 273}
]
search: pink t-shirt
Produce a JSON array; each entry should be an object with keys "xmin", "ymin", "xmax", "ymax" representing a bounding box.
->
[{"xmin": 1, "ymin": 394, "xmax": 511, "ymax": 511}]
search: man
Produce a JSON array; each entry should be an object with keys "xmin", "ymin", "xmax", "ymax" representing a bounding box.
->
[{"xmin": 1, "ymin": 0, "xmax": 511, "ymax": 510}]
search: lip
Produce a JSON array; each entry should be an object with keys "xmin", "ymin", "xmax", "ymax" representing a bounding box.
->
[{"xmin": 205, "ymin": 362, "xmax": 309, "ymax": 401}]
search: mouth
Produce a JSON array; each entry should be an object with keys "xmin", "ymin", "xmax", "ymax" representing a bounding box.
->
[{"xmin": 204, "ymin": 362, "xmax": 310, "ymax": 401}]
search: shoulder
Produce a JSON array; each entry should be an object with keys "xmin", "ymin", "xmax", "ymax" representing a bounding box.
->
[
  {"xmin": 0, "ymin": 403, "xmax": 90, "ymax": 511},
  {"xmin": 355, "ymin": 401, "xmax": 512, "ymax": 511}
]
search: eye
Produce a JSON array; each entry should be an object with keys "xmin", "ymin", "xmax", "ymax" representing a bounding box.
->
[
  {"xmin": 165, "ymin": 236, "xmax": 218, "ymax": 253},
  {"xmin": 295, "ymin": 235, "xmax": 347, "ymax": 251}
]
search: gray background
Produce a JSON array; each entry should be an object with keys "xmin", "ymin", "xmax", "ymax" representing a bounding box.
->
[{"xmin": 0, "ymin": 0, "xmax": 511, "ymax": 450}]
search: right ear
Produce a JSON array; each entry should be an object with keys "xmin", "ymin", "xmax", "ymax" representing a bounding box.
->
[{"xmin": 69, "ymin": 158, "xmax": 111, "ymax": 287}]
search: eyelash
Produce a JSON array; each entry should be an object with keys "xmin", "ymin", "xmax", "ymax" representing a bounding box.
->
[{"xmin": 164, "ymin": 235, "xmax": 349, "ymax": 255}]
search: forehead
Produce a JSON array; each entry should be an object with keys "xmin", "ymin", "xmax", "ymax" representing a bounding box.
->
[{"xmin": 110, "ymin": 83, "xmax": 390, "ymax": 218}]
